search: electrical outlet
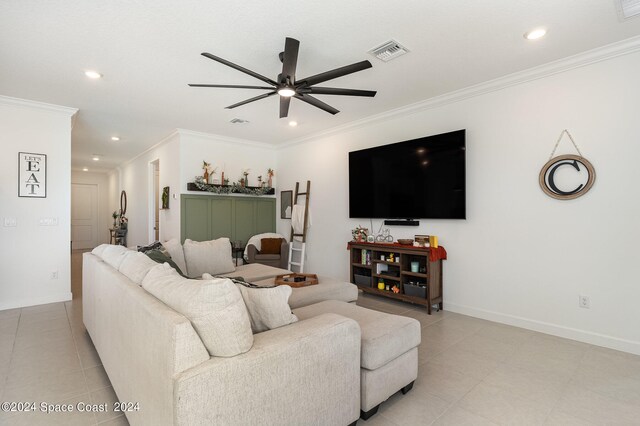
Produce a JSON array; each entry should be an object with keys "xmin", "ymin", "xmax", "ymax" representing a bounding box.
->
[
  {"xmin": 579, "ymin": 295, "xmax": 590, "ymax": 309},
  {"xmin": 51, "ymin": 271, "xmax": 58, "ymax": 280}
]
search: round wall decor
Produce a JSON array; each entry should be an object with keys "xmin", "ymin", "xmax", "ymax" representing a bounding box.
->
[
  {"xmin": 539, "ymin": 130, "xmax": 595, "ymax": 200},
  {"xmin": 539, "ymin": 154, "xmax": 595, "ymax": 200}
]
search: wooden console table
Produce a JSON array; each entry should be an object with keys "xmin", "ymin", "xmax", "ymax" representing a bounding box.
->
[{"xmin": 347, "ymin": 241, "xmax": 444, "ymax": 314}]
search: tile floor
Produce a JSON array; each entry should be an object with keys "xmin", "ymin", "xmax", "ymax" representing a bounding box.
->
[{"xmin": 2, "ymin": 291, "xmax": 640, "ymax": 425}]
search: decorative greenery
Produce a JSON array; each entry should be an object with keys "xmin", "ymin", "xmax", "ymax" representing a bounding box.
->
[
  {"xmin": 193, "ymin": 176, "xmax": 273, "ymax": 195},
  {"xmin": 351, "ymin": 225, "xmax": 369, "ymax": 242},
  {"xmin": 267, "ymin": 168, "xmax": 274, "ymax": 178}
]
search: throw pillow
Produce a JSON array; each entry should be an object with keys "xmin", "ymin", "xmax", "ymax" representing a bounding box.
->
[
  {"xmin": 260, "ymin": 238, "xmax": 283, "ymax": 254},
  {"xmin": 143, "ymin": 264, "xmax": 253, "ymax": 357},
  {"xmin": 137, "ymin": 241, "xmax": 169, "ymax": 256},
  {"xmin": 203, "ymin": 273, "xmax": 298, "ymax": 333},
  {"xmin": 183, "ymin": 238, "xmax": 235, "ymax": 278},
  {"xmin": 145, "ymin": 249, "xmax": 187, "ymax": 277},
  {"xmin": 101, "ymin": 245, "xmax": 130, "ymax": 269},
  {"xmin": 163, "ymin": 238, "xmax": 188, "ymax": 276},
  {"xmin": 118, "ymin": 251, "xmax": 159, "ymax": 285}
]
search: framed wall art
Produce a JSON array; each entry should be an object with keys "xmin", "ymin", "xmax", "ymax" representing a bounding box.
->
[
  {"xmin": 18, "ymin": 152, "xmax": 47, "ymax": 198},
  {"xmin": 281, "ymin": 190, "xmax": 293, "ymax": 219}
]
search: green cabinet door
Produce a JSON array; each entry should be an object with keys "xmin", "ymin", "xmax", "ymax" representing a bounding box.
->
[{"xmin": 181, "ymin": 194, "xmax": 276, "ymax": 243}]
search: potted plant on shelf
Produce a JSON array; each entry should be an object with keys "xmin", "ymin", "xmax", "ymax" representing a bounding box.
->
[
  {"xmin": 112, "ymin": 211, "xmax": 119, "ymax": 228},
  {"xmin": 242, "ymin": 169, "xmax": 250, "ymax": 186},
  {"xmin": 202, "ymin": 161, "xmax": 211, "ymax": 183},
  {"xmin": 351, "ymin": 225, "xmax": 369, "ymax": 242}
]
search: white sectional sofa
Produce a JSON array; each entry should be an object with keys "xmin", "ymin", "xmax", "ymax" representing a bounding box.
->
[{"xmin": 83, "ymin": 247, "xmax": 362, "ymax": 426}]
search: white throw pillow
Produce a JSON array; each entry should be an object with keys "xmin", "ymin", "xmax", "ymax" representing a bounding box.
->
[
  {"xmin": 91, "ymin": 244, "xmax": 109, "ymax": 258},
  {"xmin": 102, "ymin": 245, "xmax": 130, "ymax": 269},
  {"xmin": 143, "ymin": 264, "xmax": 253, "ymax": 357},
  {"xmin": 163, "ymin": 238, "xmax": 188, "ymax": 276},
  {"xmin": 118, "ymin": 251, "xmax": 159, "ymax": 285},
  {"xmin": 203, "ymin": 273, "xmax": 298, "ymax": 333},
  {"xmin": 183, "ymin": 238, "xmax": 235, "ymax": 278}
]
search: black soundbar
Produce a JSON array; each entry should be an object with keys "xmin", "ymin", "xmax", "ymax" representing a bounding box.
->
[{"xmin": 384, "ymin": 219, "xmax": 420, "ymax": 226}]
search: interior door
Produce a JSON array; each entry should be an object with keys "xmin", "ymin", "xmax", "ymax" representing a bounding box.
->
[
  {"xmin": 71, "ymin": 183, "xmax": 98, "ymax": 249},
  {"xmin": 154, "ymin": 168, "xmax": 160, "ymax": 241}
]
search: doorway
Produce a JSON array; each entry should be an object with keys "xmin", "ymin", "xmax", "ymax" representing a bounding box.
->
[
  {"xmin": 149, "ymin": 160, "xmax": 160, "ymax": 243},
  {"xmin": 71, "ymin": 183, "xmax": 98, "ymax": 249}
]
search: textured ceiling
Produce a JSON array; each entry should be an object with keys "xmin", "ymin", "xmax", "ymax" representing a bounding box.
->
[{"xmin": 1, "ymin": 0, "xmax": 640, "ymax": 172}]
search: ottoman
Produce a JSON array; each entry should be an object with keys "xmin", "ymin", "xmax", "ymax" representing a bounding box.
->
[
  {"xmin": 293, "ymin": 300, "xmax": 421, "ymax": 420},
  {"xmin": 253, "ymin": 275, "xmax": 359, "ymax": 309}
]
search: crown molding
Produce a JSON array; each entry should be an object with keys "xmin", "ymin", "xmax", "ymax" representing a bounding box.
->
[
  {"xmin": 0, "ymin": 95, "xmax": 78, "ymax": 117},
  {"xmin": 176, "ymin": 128, "xmax": 274, "ymax": 149},
  {"xmin": 278, "ymin": 35, "xmax": 640, "ymax": 149},
  {"xmin": 118, "ymin": 129, "xmax": 180, "ymax": 168}
]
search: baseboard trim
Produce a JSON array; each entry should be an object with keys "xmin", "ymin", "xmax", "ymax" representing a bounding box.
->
[
  {"xmin": 0, "ymin": 292, "xmax": 73, "ymax": 311},
  {"xmin": 445, "ymin": 302, "xmax": 640, "ymax": 356}
]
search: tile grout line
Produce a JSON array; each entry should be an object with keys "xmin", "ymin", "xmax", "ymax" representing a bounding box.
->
[{"xmin": 65, "ymin": 302, "xmax": 99, "ymax": 426}]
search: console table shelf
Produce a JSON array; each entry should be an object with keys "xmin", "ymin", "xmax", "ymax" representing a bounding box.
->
[{"xmin": 348, "ymin": 241, "xmax": 444, "ymax": 314}]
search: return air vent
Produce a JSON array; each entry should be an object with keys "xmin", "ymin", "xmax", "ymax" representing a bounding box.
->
[
  {"xmin": 229, "ymin": 118, "xmax": 249, "ymax": 124},
  {"xmin": 368, "ymin": 40, "xmax": 409, "ymax": 62},
  {"xmin": 617, "ymin": 0, "xmax": 640, "ymax": 20}
]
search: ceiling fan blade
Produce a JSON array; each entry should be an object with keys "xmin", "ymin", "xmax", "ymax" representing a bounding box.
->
[
  {"xmin": 279, "ymin": 96, "xmax": 291, "ymax": 118},
  {"xmin": 301, "ymin": 87, "xmax": 377, "ymax": 97},
  {"xmin": 189, "ymin": 84, "xmax": 274, "ymax": 90},
  {"xmin": 298, "ymin": 60, "xmax": 372, "ymax": 87},
  {"xmin": 201, "ymin": 52, "xmax": 278, "ymax": 86},
  {"xmin": 294, "ymin": 94, "xmax": 339, "ymax": 115},
  {"xmin": 281, "ymin": 37, "xmax": 300, "ymax": 83},
  {"xmin": 226, "ymin": 91, "xmax": 277, "ymax": 109}
]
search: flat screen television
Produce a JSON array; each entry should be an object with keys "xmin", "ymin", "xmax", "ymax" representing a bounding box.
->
[{"xmin": 349, "ymin": 129, "xmax": 466, "ymax": 219}]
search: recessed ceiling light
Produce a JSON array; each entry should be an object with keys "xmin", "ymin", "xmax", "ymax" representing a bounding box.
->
[
  {"xmin": 92, "ymin": 156, "xmax": 100, "ymax": 161},
  {"xmin": 84, "ymin": 70, "xmax": 103, "ymax": 79},
  {"xmin": 289, "ymin": 121, "xmax": 298, "ymax": 127},
  {"xmin": 524, "ymin": 28, "xmax": 547, "ymax": 40},
  {"xmin": 82, "ymin": 167, "xmax": 89, "ymax": 172},
  {"xmin": 111, "ymin": 136, "xmax": 120, "ymax": 141}
]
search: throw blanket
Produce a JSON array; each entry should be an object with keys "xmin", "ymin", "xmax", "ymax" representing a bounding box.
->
[
  {"xmin": 291, "ymin": 204, "xmax": 312, "ymax": 240},
  {"xmin": 429, "ymin": 246, "xmax": 447, "ymax": 262}
]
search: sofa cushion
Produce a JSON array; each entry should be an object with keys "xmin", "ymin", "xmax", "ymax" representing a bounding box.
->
[
  {"xmin": 143, "ymin": 264, "xmax": 253, "ymax": 357},
  {"xmin": 203, "ymin": 273, "xmax": 298, "ymax": 333},
  {"xmin": 118, "ymin": 251, "xmax": 159, "ymax": 285},
  {"xmin": 101, "ymin": 245, "xmax": 130, "ymax": 269},
  {"xmin": 293, "ymin": 300, "xmax": 421, "ymax": 370},
  {"xmin": 163, "ymin": 238, "xmax": 188, "ymax": 276},
  {"xmin": 183, "ymin": 238, "xmax": 235, "ymax": 278},
  {"xmin": 252, "ymin": 276, "xmax": 359, "ymax": 310},
  {"xmin": 91, "ymin": 243, "xmax": 109, "ymax": 258},
  {"xmin": 260, "ymin": 238, "xmax": 282, "ymax": 254},
  {"xmin": 137, "ymin": 241, "xmax": 169, "ymax": 256},
  {"xmin": 225, "ymin": 263, "xmax": 291, "ymax": 282}
]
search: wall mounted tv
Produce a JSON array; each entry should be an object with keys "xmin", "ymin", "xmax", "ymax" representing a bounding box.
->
[{"xmin": 349, "ymin": 129, "xmax": 466, "ymax": 219}]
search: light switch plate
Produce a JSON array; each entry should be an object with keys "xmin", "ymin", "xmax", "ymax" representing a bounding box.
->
[
  {"xmin": 39, "ymin": 217, "xmax": 59, "ymax": 226},
  {"xmin": 3, "ymin": 217, "xmax": 17, "ymax": 227}
]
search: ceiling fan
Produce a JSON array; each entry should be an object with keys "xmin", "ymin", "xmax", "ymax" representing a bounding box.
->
[{"xmin": 189, "ymin": 37, "xmax": 377, "ymax": 118}]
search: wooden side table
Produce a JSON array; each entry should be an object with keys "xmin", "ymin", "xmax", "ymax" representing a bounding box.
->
[{"xmin": 109, "ymin": 228, "xmax": 128, "ymax": 246}]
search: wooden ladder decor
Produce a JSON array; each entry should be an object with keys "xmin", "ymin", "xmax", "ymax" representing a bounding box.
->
[{"xmin": 288, "ymin": 180, "xmax": 310, "ymax": 273}]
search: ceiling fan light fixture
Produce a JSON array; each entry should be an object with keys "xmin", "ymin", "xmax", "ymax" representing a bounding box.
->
[{"xmin": 277, "ymin": 87, "xmax": 296, "ymax": 97}]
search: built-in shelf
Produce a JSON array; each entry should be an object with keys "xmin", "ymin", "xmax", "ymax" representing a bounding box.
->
[
  {"xmin": 187, "ymin": 182, "xmax": 275, "ymax": 195},
  {"xmin": 351, "ymin": 262, "xmax": 372, "ymax": 269}
]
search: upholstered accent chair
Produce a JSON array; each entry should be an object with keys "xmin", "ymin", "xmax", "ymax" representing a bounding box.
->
[{"xmin": 246, "ymin": 237, "xmax": 289, "ymax": 269}]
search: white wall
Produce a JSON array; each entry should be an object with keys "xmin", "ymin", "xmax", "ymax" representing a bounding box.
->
[
  {"xmin": 118, "ymin": 132, "xmax": 181, "ymax": 247},
  {"xmin": 0, "ymin": 96, "xmax": 77, "ymax": 310},
  {"xmin": 71, "ymin": 170, "xmax": 110, "ymax": 245},
  {"xmin": 179, "ymin": 130, "xmax": 277, "ymax": 191},
  {"xmin": 276, "ymin": 50, "xmax": 640, "ymax": 354}
]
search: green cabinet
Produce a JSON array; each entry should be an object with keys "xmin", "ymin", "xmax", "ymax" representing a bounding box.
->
[{"xmin": 180, "ymin": 194, "xmax": 276, "ymax": 244}]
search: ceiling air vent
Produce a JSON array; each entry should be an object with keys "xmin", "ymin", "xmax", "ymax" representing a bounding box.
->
[
  {"xmin": 229, "ymin": 118, "xmax": 249, "ymax": 124},
  {"xmin": 618, "ymin": 0, "xmax": 640, "ymax": 20},
  {"xmin": 368, "ymin": 40, "xmax": 409, "ymax": 62}
]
